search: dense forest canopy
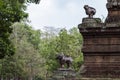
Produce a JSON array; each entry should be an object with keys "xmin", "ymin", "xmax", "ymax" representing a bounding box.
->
[
  {"xmin": 0, "ymin": 0, "xmax": 83, "ymax": 79},
  {"xmin": 0, "ymin": 22, "xmax": 83, "ymax": 79}
]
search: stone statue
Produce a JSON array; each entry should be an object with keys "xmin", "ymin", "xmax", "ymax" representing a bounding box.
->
[
  {"xmin": 56, "ymin": 53, "xmax": 73, "ymax": 69},
  {"xmin": 107, "ymin": 0, "xmax": 120, "ymax": 8},
  {"xmin": 106, "ymin": 0, "xmax": 120, "ymax": 23},
  {"xmin": 84, "ymin": 5, "xmax": 96, "ymax": 18}
]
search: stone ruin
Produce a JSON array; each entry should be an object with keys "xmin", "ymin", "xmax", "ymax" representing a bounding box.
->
[{"xmin": 78, "ymin": 0, "xmax": 120, "ymax": 78}]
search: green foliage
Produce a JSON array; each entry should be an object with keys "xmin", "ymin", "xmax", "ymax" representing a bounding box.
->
[
  {"xmin": 11, "ymin": 23, "xmax": 45, "ymax": 79},
  {"xmin": 0, "ymin": 0, "xmax": 27, "ymax": 59},
  {"xmin": 57, "ymin": 28, "xmax": 70, "ymax": 53},
  {"xmin": 0, "ymin": 39, "xmax": 15, "ymax": 59},
  {"xmin": 1, "ymin": 56, "xmax": 26, "ymax": 80},
  {"xmin": 40, "ymin": 27, "xmax": 83, "ymax": 76},
  {"xmin": 0, "ymin": 23, "xmax": 45, "ymax": 79},
  {"xmin": 56, "ymin": 28, "xmax": 83, "ymax": 70},
  {"xmin": 0, "ymin": 22, "xmax": 83, "ymax": 79},
  {"xmin": 0, "ymin": 0, "xmax": 41, "ymax": 59}
]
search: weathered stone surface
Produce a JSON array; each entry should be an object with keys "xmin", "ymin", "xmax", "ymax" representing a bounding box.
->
[
  {"xmin": 78, "ymin": 18, "xmax": 103, "ymax": 28},
  {"xmin": 106, "ymin": 0, "xmax": 120, "ymax": 23},
  {"xmin": 78, "ymin": 0, "xmax": 120, "ymax": 78},
  {"xmin": 78, "ymin": 17, "xmax": 120, "ymax": 78},
  {"xmin": 49, "ymin": 68, "xmax": 77, "ymax": 80}
]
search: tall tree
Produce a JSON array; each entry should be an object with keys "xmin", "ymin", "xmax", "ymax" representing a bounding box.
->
[
  {"xmin": 0, "ymin": 22, "xmax": 45, "ymax": 80},
  {"xmin": 0, "ymin": 0, "xmax": 40, "ymax": 59},
  {"xmin": 40, "ymin": 27, "xmax": 83, "ymax": 76},
  {"xmin": 10, "ymin": 23, "xmax": 45, "ymax": 80}
]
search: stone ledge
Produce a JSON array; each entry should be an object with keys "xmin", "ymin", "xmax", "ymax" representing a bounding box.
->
[
  {"xmin": 78, "ymin": 18, "xmax": 103, "ymax": 28},
  {"xmin": 80, "ymin": 78, "xmax": 120, "ymax": 80},
  {"xmin": 48, "ymin": 78, "xmax": 120, "ymax": 80}
]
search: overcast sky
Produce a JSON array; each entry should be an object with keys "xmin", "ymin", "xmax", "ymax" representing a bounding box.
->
[{"xmin": 27, "ymin": 0, "xmax": 107, "ymax": 30}]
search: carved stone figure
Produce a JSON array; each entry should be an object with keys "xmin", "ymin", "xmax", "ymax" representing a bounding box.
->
[
  {"xmin": 56, "ymin": 53, "xmax": 73, "ymax": 69},
  {"xmin": 107, "ymin": 0, "xmax": 120, "ymax": 8},
  {"xmin": 106, "ymin": 0, "xmax": 120, "ymax": 23},
  {"xmin": 84, "ymin": 5, "xmax": 96, "ymax": 18}
]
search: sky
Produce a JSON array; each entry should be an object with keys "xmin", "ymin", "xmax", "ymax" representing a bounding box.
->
[{"xmin": 26, "ymin": 0, "xmax": 107, "ymax": 30}]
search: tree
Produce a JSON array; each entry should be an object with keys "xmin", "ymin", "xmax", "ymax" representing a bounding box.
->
[
  {"xmin": 0, "ymin": 0, "xmax": 40, "ymax": 59},
  {"xmin": 56, "ymin": 28, "xmax": 69, "ymax": 53},
  {"xmin": 0, "ymin": 22, "xmax": 45, "ymax": 80},
  {"xmin": 55, "ymin": 28, "xmax": 83, "ymax": 70},
  {"xmin": 69, "ymin": 27, "xmax": 83, "ymax": 70},
  {"xmin": 40, "ymin": 27, "xmax": 83, "ymax": 77},
  {"xmin": 10, "ymin": 23, "xmax": 45, "ymax": 80},
  {"xmin": 0, "ymin": 56, "xmax": 26, "ymax": 80},
  {"xmin": 39, "ymin": 27, "xmax": 60, "ymax": 78}
]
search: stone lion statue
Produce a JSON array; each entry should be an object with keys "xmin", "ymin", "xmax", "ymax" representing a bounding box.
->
[
  {"xmin": 56, "ymin": 53, "xmax": 73, "ymax": 69},
  {"xmin": 84, "ymin": 5, "xmax": 96, "ymax": 18}
]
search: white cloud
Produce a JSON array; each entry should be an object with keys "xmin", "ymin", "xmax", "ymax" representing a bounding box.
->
[{"xmin": 27, "ymin": 0, "xmax": 107, "ymax": 30}]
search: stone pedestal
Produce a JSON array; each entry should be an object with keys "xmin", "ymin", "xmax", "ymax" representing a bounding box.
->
[
  {"xmin": 78, "ymin": 18, "xmax": 120, "ymax": 78},
  {"xmin": 49, "ymin": 68, "xmax": 76, "ymax": 80}
]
